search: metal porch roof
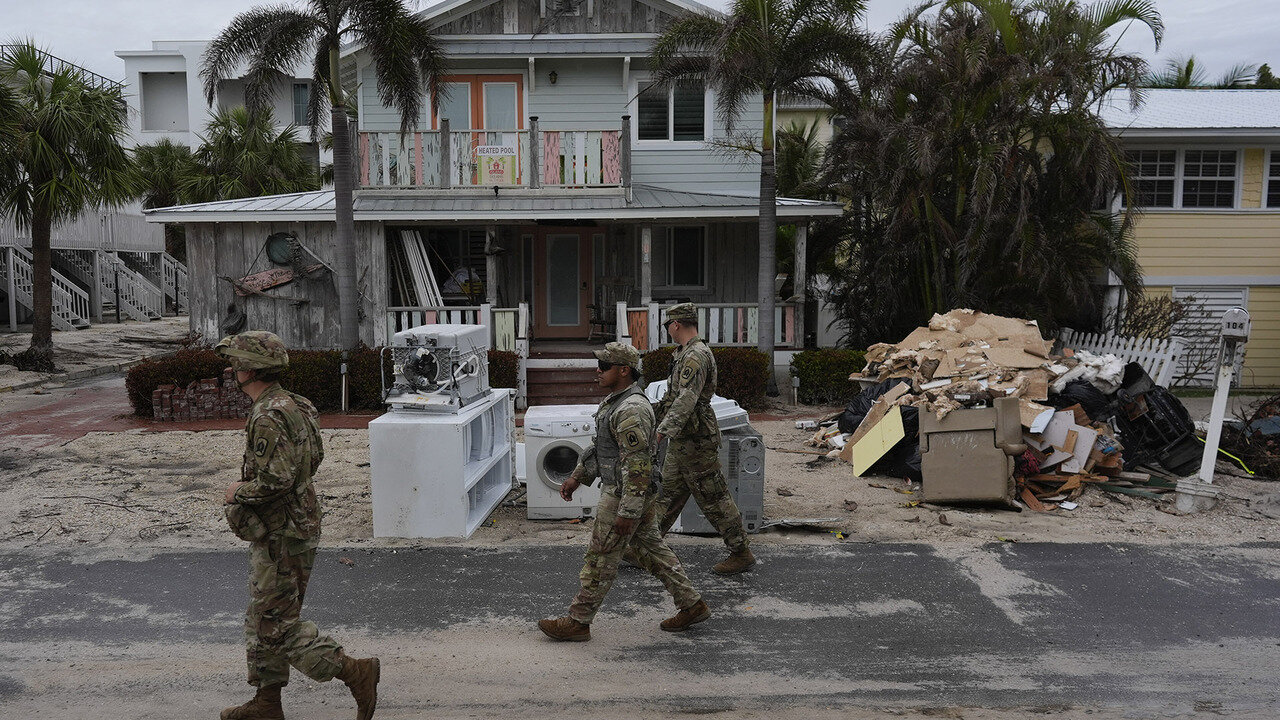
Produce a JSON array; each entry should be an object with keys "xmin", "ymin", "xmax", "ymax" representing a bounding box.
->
[
  {"xmin": 1100, "ymin": 89, "xmax": 1280, "ymax": 139},
  {"xmin": 144, "ymin": 185, "xmax": 845, "ymax": 223}
]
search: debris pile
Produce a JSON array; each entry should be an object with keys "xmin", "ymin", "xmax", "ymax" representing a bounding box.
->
[{"xmin": 801, "ymin": 309, "xmax": 1205, "ymax": 510}]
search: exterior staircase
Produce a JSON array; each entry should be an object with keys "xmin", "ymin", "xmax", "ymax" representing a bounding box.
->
[
  {"xmin": 1, "ymin": 245, "xmax": 92, "ymax": 331},
  {"xmin": 97, "ymin": 252, "xmax": 164, "ymax": 322}
]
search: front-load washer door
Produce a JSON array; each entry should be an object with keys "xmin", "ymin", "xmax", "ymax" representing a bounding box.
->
[{"xmin": 536, "ymin": 440, "xmax": 584, "ymax": 490}]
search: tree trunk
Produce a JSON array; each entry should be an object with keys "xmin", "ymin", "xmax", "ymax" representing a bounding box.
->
[
  {"xmin": 28, "ymin": 204, "xmax": 54, "ymax": 364},
  {"xmin": 331, "ymin": 104, "xmax": 360, "ymax": 349},
  {"xmin": 757, "ymin": 93, "xmax": 777, "ymax": 393}
]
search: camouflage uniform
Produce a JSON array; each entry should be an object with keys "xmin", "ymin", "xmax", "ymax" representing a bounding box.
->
[
  {"xmin": 218, "ymin": 333, "xmax": 345, "ymax": 690},
  {"xmin": 567, "ymin": 343, "xmax": 702, "ymax": 625},
  {"xmin": 654, "ymin": 304, "xmax": 750, "ymax": 556}
]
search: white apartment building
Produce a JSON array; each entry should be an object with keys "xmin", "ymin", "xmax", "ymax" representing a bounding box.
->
[{"xmin": 115, "ymin": 40, "xmax": 330, "ymax": 166}]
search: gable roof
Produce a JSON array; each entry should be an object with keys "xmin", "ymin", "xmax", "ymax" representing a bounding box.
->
[
  {"xmin": 1100, "ymin": 89, "xmax": 1280, "ymax": 139},
  {"xmin": 143, "ymin": 186, "xmax": 842, "ymax": 223}
]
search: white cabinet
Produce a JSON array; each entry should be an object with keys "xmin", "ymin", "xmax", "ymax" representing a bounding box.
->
[{"xmin": 370, "ymin": 389, "xmax": 514, "ymax": 538}]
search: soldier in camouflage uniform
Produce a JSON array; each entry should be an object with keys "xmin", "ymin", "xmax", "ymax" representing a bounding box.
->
[
  {"xmin": 216, "ymin": 331, "xmax": 380, "ymax": 720},
  {"xmin": 538, "ymin": 342, "xmax": 709, "ymax": 641},
  {"xmin": 652, "ymin": 303, "xmax": 756, "ymax": 575}
]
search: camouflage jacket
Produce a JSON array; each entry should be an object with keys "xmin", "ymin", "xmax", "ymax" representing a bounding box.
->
[
  {"xmin": 655, "ymin": 336, "xmax": 719, "ymax": 442},
  {"xmin": 573, "ymin": 384, "xmax": 655, "ymax": 519},
  {"xmin": 233, "ymin": 384, "xmax": 324, "ymax": 542}
]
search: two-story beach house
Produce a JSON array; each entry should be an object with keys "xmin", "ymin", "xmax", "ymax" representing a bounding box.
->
[
  {"xmin": 144, "ymin": 0, "xmax": 844, "ymax": 404},
  {"xmin": 1099, "ymin": 89, "xmax": 1280, "ymax": 388}
]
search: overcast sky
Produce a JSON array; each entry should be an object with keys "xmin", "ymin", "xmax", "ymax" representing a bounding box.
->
[{"xmin": 4, "ymin": 0, "xmax": 1275, "ymax": 83}]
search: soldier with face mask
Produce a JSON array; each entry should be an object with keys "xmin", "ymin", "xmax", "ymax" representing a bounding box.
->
[
  {"xmin": 216, "ymin": 331, "xmax": 380, "ymax": 720},
  {"xmin": 538, "ymin": 342, "xmax": 709, "ymax": 641}
]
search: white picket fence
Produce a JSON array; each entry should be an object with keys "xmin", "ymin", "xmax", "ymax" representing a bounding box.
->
[{"xmin": 1059, "ymin": 328, "xmax": 1185, "ymax": 387}]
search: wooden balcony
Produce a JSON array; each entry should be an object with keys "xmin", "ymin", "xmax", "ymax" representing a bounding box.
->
[
  {"xmin": 618, "ymin": 302, "xmax": 801, "ymax": 351},
  {"xmin": 357, "ymin": 116, "xmax": 631, "ymax": 191}
]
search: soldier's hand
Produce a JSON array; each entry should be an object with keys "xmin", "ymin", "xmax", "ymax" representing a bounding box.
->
[
  {"xmin": 613, "ymin": 516, "xmax": 636, "ymax": 535},
  {"xmin": 224, "ymin": 481, "xmax": 246, "ymax": 504},
  {"xmin": 655, "ymin": 431, "xmax": 665, "ymax": 445},
  {"xmin": 560, "ymin": 476, "xmax": 580, "ymax": 502}
]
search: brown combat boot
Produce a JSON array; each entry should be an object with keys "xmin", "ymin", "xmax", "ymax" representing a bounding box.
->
[
  {"xmin": 537, "ymin": 616, "xmax": 590, "ymax": 642},
  {"xmin": 221, "ymin": 684, "xmax": 284, "ymax": 720},
  {"xmin": 337, "ymin": 656, "xmax": 380, "ymax": 720},
  {"xmin": 660, "ymin": 599, "xmax": 711, "ymax": 632},
  {"xmin": 713, "ymin": 549, "xmax": 756, "ymax": 576}
]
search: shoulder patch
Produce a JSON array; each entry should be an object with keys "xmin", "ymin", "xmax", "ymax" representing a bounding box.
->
[
  {"xmin": 624, "ymin": 429, "xmax": 642, "ymax": 449},
  {"xmin": 254, "ymin": 436, "xmax": 269, "ymax": 457}
]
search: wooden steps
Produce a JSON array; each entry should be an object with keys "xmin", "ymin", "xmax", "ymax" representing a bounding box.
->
[{"xmin": 527, "ymin": 366, "xmax": 604, "ymax": 406}]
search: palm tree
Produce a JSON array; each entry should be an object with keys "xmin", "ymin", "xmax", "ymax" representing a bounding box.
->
[
  {"xmin": 821, "ymin": 0, "xmax": 1163, "ymax": 346},
  {"xmin": 132, "ymin": 138, "xmax": 196, "ymax": 260},
  {"xmin": 1145, "ymin": 55, "xmax": 1256, "ymax": 89},
  {"xmin": 184, "ymin": 107, "xmax": 319, "ymax": 203},
  {"xmin": 0, "ymin": 43, "xmax": 135, "ymax": 368},
  {"xmin": 203, "ymin": 0, "xmax": 448, "ymax": 349},
  {"xmin": 650, "ymin": 0, "xmax": 871, "ymax": 379}
]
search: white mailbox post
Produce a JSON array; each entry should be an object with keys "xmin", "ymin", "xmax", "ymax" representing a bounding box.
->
[{"xmin": 1177, "ymin": 307, "xmax": 1251, "ymax": 513}]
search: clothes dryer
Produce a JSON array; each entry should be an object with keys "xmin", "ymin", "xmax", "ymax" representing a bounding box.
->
[{"xmin": 524, "ymin": 404, "xmax": 601, "ymax": 519}]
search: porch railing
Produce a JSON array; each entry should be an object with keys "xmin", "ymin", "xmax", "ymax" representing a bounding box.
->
[
  {"xmin": 617, "ymin": 301, "xmax": 800, "ymax": 352},
  {"xmin": 385, "ymin": 303, "xmax": 530, "ymax": 408},
  {"xmin": 358, "ymin": 116, "xmax": 631, "ymax": 190}
]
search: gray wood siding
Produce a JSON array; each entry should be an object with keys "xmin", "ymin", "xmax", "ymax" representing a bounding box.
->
[
  {"xmin": 433, "ymin": 0, "xmax": 678, "ymax": 35},
  {"xmin": 528, "ymin": 59, "xmax": 627, "ymax": 127},
  {"xmin": 632, "ymin": 147, "xmax": 761, "ymax": 193},
  {"xmin": 185, "ymin": 221, "xmax": 386, "ymax": 349}
]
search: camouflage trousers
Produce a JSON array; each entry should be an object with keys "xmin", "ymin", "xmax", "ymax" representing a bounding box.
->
[
  {"xmin": 658, "ymin": 436, "xmax": 750, "ymax": 554},
  {"xmin": 568, "ymin": 486, "xmax": 701, "ymax": 625},
  {"xmin": 244, "ymin": 535, "xmax": 345, "ymax": 688}
]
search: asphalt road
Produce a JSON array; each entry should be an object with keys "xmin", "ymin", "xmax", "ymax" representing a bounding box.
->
[{"xmin": 1, "ymin": 542, "xmax": 1278, "ymax": 719}]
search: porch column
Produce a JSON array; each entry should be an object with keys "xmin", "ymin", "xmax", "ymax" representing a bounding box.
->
[
  {"xmin": 639, "ymin": 224, "xmax": 652, "ymax": 305},
  {"xmin": 439, "ymin": 118, "xmax": 451, "ymax": 189},
  {"xmin": 794, "ymin": 222, "xmax": 807, "ymax": 348},
  {"xmin": 6, "ymin": 247, "xmax": 16, "ymax": 331},
  {"xmin": 89, "ymin": 250, "xmax": 102, "ymax": 323},
  {"xmin": 528, "ymin": 116, "xmax": 541, "ymax": 190},
  {"xmin": 485, "ymin": 226, "xmax": 500, "ymax": 305}
]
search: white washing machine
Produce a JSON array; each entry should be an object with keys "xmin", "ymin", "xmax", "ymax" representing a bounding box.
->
[{"xmin": 524, "ymin": 404, "xmax": 602, "ymax": 519}]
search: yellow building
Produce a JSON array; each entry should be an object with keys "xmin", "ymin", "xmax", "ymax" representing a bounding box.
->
[{"xmin": 1101, "ymin": 89, "xmax": 1280, "ymax": 388}]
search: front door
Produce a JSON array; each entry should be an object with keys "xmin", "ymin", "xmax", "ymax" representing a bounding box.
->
[{"xmin": 533, "ymin": 230, "xmax": 593, "ymax": 338}]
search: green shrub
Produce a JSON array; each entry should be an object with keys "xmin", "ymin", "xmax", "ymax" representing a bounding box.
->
[
  {"xmin": 640, "ymin": 345, "xmax": 770, "ymax": 409},
  {"xmin": 125, "ymin": 347, "xmax": 226, "ymax": 416},
  {"xmin": 790, "ymin": 348, "xmax": 867, "ymax": 405},
  {"xmin": 488, "ymin": 350, "xmax": 519, "ymax": 389},
  {"xmin": 127, "ymin": 345, "xmax": 518, "ymax": 417}
]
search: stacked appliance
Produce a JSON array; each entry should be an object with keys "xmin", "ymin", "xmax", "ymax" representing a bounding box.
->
[
  {"xmin": 645, "ymin": 381, "xmax": 765, "ymax": 535},
  {"xmin": 370, "ymin": 324, "xmax": 514, "ymax": 538},
  {"xmin": 523, "ymin": 404, "xmax": 603, "ymax": 519}
]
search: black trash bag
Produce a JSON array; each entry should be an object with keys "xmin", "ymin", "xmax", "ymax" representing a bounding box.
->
[
  {"xmin": 1047, "ymin": 379, "xmax": 1111, "ymax": 421},
  {"xmin": 876, "ymin": 404, "xmax": 922, "ymax": 482},
  {"xmin": 838, "ymin": 379, "xmax": 912, "ymax": 434}
]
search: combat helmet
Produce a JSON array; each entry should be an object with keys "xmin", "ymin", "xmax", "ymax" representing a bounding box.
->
[{"xmin": 215, "ymin": 330, "xmax": 290, "ymax": 372}]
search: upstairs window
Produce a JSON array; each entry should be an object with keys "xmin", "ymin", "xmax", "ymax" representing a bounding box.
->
[
  {"xmin": 292, "ymin": 83, "xmax": 310, "ymax": 126},
  {"xmin": 1181, "ymin": 150, "xmax": 1237, "ymax": 208},
  {"xmin": 1123, "ymin": 149, "xmax": 1238, "ymax": 210},
  {"xmin": 1126, "ymin": 149, "xmax": 1175, "ymax": 208},
  {"xmin": 637, "ymin": 81, "xmax": 706, "ymax": 142},
  {"xmin": 1268, "ymin": 152, "xmax": 1280, "ymax": 208}
]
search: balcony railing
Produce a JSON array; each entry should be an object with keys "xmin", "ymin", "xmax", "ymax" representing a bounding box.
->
[{"xmin": 358, "ymin": 116, "xmax": 631, "ymax": 190}]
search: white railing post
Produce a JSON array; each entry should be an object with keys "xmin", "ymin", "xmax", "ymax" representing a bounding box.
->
[
  {"xmin": 616, "ymin": 301, "xmax": 630, "ymax": 347},
  {"xmin": 647, "ymin": 302, "xmax": 660, "ymax": 350},
  {"xmin": 479, "ymin": 302, "xmax": 493, "ymax": 343}
]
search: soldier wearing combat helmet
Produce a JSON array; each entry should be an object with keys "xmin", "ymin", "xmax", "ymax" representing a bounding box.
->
[
  {"xmin": 216, "ymin": 331, "xmax": 381, "ymax": 720},
  {"xmin": 648, "ymin": 303, "xmax": 756, "ymax": 575},
  {"xmin": 538, "ymin": 341, "xmax": 709, "ymax": 641}
]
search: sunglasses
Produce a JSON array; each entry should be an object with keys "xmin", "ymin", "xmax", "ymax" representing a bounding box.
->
[{"xmin": 597, "ymin": 359, "xmax": 616, "ymax": 372}]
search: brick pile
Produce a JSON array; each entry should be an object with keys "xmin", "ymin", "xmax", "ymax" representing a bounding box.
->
[{"xmin": 152, "ymin": 368, "xmax": 253, "ymax": 421}]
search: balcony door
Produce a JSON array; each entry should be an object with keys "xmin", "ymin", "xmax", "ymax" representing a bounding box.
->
[
  {"xmin": 433, "ymin": 75, "xmax": 524, "ymax": 185},
  {"xmin": 533, "ymin": 229, "xmax": 593, "ymax": 338}
]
